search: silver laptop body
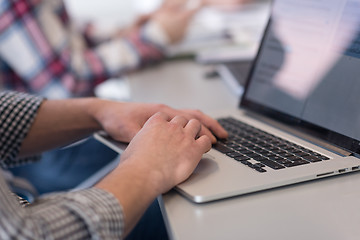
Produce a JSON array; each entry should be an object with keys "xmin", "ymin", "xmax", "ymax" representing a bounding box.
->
[
  {"xmin": 175, "ymin": 0, "xmax": 360, "ymax": 202},
  {"xmin": 96, "ymin": 0, "xmax": 360, "ymax": 203}
]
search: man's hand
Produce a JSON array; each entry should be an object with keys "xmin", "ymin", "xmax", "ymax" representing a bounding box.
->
[
  {"xmin": 204, "ymin": 0, "xmax": 251, "ymax": 10},
  {"xmin": 120, "ymin": 112, "xmax": 212, "ymax": 192},
  {"xmin": 114, "ymin": 0, "xmax": 203, "ymax": 44},
  {"xmin": 96, "ymin": 112, "xmax": 213, "ymax": 235},
  {"xmin": 150, "ymin": 0, "xmax": 204, "ymax": 44},
  {"xmin": 90, "ymin": 100, "xmax": 228, "ymax": 144}
]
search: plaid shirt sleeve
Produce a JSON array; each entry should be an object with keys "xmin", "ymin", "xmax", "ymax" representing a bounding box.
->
[
  {"xmin": 0, "ymin": 91, "xmax": 43, "ymax": 168},
  {"xmin": 0, "ymin": 0, "xmax": 168, "ymax": 99},
  {"xmin": 0, "ymin": 91, "xmax": 125, "ymax": 239},
  {"xmin": 0, "ymin": 176, "xmax": 124, "ymax": 239}
]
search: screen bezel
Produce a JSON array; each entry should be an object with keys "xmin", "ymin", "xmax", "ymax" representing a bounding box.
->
[{"xmin": 239, "ymin": 16, "xmax": 360, "ymax": 155}]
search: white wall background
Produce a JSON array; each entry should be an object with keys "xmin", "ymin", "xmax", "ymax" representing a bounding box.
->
[{"xmin": 64, "ymin": 0, "xmax": 162, "ymax": 28}]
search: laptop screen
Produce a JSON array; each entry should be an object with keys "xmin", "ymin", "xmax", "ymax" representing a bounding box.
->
[{"xmin": 241, "ymin": 0, "xmax": 360, "ymax": 154}]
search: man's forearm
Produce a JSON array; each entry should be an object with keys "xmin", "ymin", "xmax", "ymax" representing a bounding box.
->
[{"xmin": 19, "ymin": 98, "xmax": 102, "ymax": 157}]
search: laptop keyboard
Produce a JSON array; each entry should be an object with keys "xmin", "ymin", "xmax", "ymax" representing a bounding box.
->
[{"xmin": 213, "ymin": 117, "xmax": 330, "ymax": 173}]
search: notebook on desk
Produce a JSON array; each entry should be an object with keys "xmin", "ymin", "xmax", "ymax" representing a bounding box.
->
[{"xmin": 95, "ymin": 0, "xmax": 360, "ymax": 203}]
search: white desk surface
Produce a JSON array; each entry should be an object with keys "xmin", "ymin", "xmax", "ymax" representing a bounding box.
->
[
  {"xmin": 126, "ymin": 60, "xmax": 360, "ymax": 240},
  {"xmin": 127, "ymin": 60, "xmax": 238, "ymax": 112}
]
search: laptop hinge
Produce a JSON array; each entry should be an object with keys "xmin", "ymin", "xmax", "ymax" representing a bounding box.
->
[{"xmin": 245, "ymin": 111, "xmax": 353, "ymax": 157}]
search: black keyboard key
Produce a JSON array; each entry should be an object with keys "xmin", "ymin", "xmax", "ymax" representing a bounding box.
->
[
  {"xmin": 275, "ymin": 143, "xmax": 288, "ymax": 148},
  {"xmin": 253, "ymin": 163, "xmax": 266, "ymax": 168},
  {"xmin": 275, "ymin": 159, "xmax": 292, "ymax": 165},
  {"xmin": 213, "ymin": 144, "xmax": 233, "ymax": 153},
  {"xmin": 239, "ymin": 149, "xmax": 254, "ymax": 155},
  {"xmin": 272, "ymin": 149, "xmax": 287, "ymax": 154},
  {"xmin": 268, "ymin": 154, "xmax": 279, "ymax": 159},
  {"xmin": 257, "ymin": 159, "xmax": 285, "ymax": 170},
  {"xmin": 293, "ymin": 159, "xmax": 311, "ymax": 165},
  {"xmin": 284, "ymin": 159, "xmax": 310, "ymax": 167},
  {"xmin": 240, "ymin": 160, "xmax": 253, "ymax": 166},
  {"xmin": 262, "ymin": 152, "xmax": 277, "ymax": 158},
  {"xmin": 234, "ymin": 146, "xmax": 248, "ymax": 152},
  {"xmin": 237, "ymin": 140, "xmax": 250, "ymax": 145},
  {"xmin": 295, "ymin": 152, "xmax": 311, "ymax": 157},
  {"xmin": 303, "ymin": 149, "xmax": 315, "ymax": 154},
  {"xmin": 258, "ymin": 149, "xmax": 270, "ymax": 154},
  {"xmin": 268, "ymin": 146, "xmax": 280, "ymax": 151},
  {"xmin": 247, "ymin": 146, "xmax": 262, "ymax": 151},
  {"xmin": 245, "ymin": 153, "xmax": 262, "ymax": 158},
  {"xmin": 226, "ymin": 143, "xmax": 239, "ymax": 149},
  {"xmin": 289, "ymin": 149, "xmax": 303, "ymax": 154},
  {"xmin": 258, "ymin": 142, "xmax": 272, "ymax": 148},
  {"xmin": 253, "ymin": 156, "xmax": 269, "ymax": 161},
  {"xmin": 226, "ymin": 152, "xmax": 244, "ymax": 158},
  {"xmin": 312, "ymin": 153, "xmax": 329, "ymax": 160},
  {"xmin": 279, "ymin": 152, "xmax": 295, "ymax": 158},
  {"xmin": 302, "ymin": 155, "xmax": 322, "ymax": 162},
  {"xmin": 287, "ymin": 156, "xmax": 303, "ymax": 161},
  {"xmin": 283, "ymin": 146, "xmax": 296, "ymax": 151},
  {"xmin": 242, "ymin": 142, "xmax": 255, "ymax": 148},
  {"xmin": 318, "ymin": 155, "xmax": 330, "ymax": 160},
  {"xmin": 235, "ymin": 155, "xmax": 251, "ymax": 161},
  {"xmin": 268, "ymin": 155, "xmax": 286, "ymax": 161},
  {"xmin": 244, "ymin": 143, "xmax": 257, "ymax": 149},
  {"xmin": 312, "ymin": 153, "xmax": 323, "ymax": 157},
  {"xmin": 254, "ymin": 167, "xmax": 267, "ymax": 173},
  {"xmin": 219, "ymin": 138, "xmax": 230, "ymax": 144}
]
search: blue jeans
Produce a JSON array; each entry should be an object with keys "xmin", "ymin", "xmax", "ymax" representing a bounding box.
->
[
  {"xmin": 126, "ymin": 200, "xmax": 169, "ymax": 240},
  {"xmin": 9, "ymin": 137, "xmax": 118, "ymax": 194}
]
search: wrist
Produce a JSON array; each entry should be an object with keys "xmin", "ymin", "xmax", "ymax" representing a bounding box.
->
[
  {"xmin": 85, "ymin": 98, "xmax": 109, "ymax": 132},
  {"xmin": 124, "ymin": 159, "xmax": 165, "ymax": 197},
  {"xmin": 95, "ymin": 158, "xmax": 163, "ymax": 234}
]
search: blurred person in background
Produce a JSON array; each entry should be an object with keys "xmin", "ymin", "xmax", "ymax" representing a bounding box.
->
[
  {"xmin": 0, "ymin": 0, "xmax": 247, "ymax": 239},
  {"xmin": 0, "ymin": 0, "xmax": 204, "ymax": 194},
  {"xmin": 1, "ymin": 0, "xmax": 248, "ymax": 195},
  {"xmin": 206, "ymin": 0, "xmax": 252, "ymax": 9}
]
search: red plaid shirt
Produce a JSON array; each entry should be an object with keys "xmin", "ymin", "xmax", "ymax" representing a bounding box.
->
[{"xmin": 0, "ymin": 0, "xmax": 168, "ymax": 98}]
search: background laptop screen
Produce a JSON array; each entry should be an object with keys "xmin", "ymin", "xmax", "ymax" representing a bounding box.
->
[{"xmin": 242, "ymin": 0, "xmax": 360, "ymax": 150}]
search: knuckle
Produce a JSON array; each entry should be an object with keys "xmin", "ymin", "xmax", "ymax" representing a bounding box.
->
[
  {"xmin": 205, "ymin": 136, "xmax": 212, "ymax": 150},
  {"xmin": 190, "ymin": 118, "xmax": 201, "ymax": 126},
  {"xmin": 152, "ymin": 112, "xmax": 164, "ymax": 119},
  {"xmin": 155, "ymin": 103, "xmax": 168, "ymax": 111},
  {"xmin": 178, "ymin": 115, "xmax": 187, "ymax": 121},
  {"xmin": 192, "ymin": 109, "xmax": 203, "ymax": 115}
]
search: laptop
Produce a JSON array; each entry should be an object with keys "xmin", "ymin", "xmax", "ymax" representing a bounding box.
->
[
  {"xmin": 217, "ymin": 60, "xmax": 253, "ymax": 96},
  {"xmin": 95, "ymin": 0, "xmax": 360, "ymax": 203}
]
